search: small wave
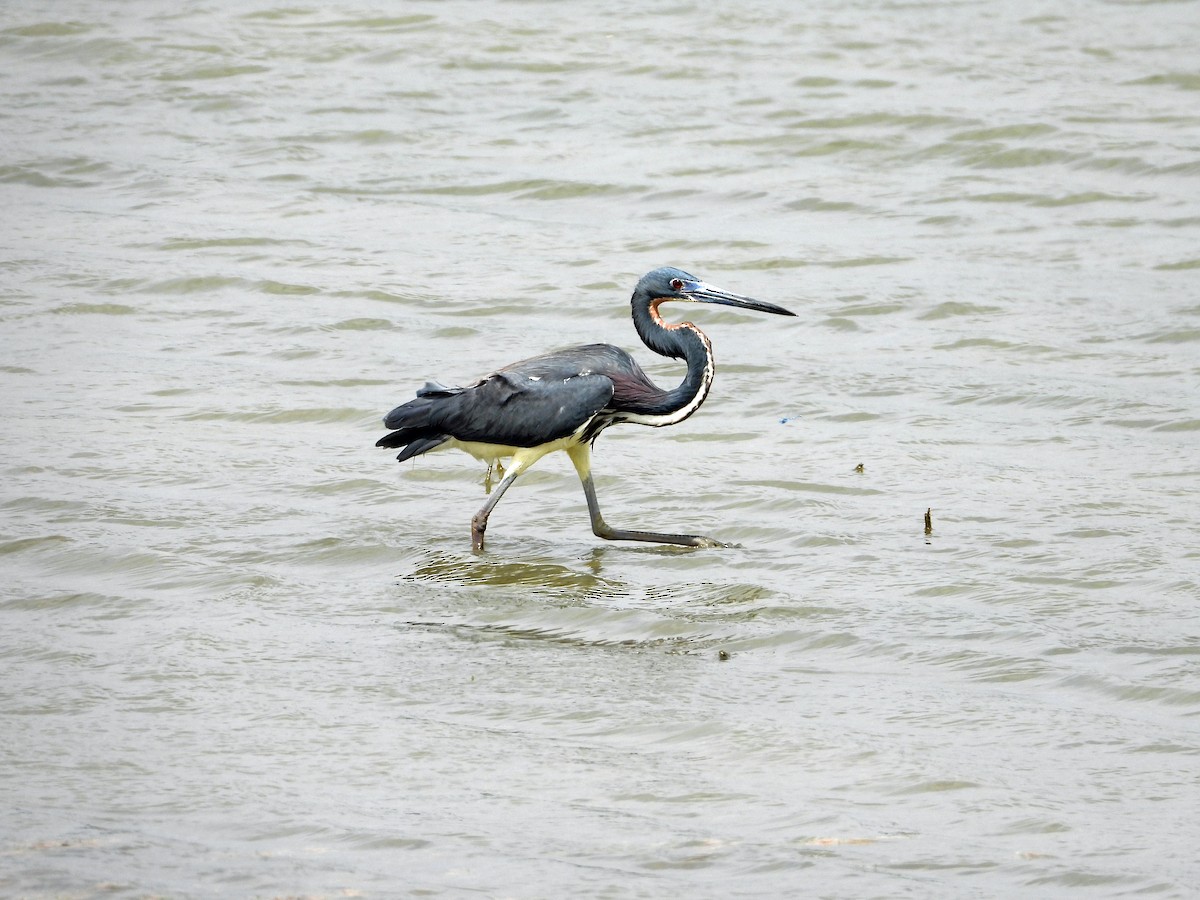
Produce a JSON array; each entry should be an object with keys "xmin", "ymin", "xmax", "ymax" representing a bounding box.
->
[
  {"xmin": 407, "ymin": 551, "xmax": 623, "ymax": 596},
  {"xmin": 939, "ymin": 190, "xmax": 1149, "ymax": 207},
  {"xmin": 0, "ymin": 534, "xmax": 72, "ymax": 556},
  {"xmin": 327, "ymin": 317, "xmax": 396, "ymax": 331},
  {"xmin": 284, "ymin": 14, "xmax": 434, "ymax": 30},
  {"xmin": 824, "ymin": 256, "xmax": 912, "ymax": 268},
  {"xmin": 1057, "ymin": 673, "xmax": 1200, "ymax": 709},
  {"xmin": 1124, "ymin": 73, "xmax": 1200, "ymax": 91},
  {"xmin": 918, "ymin": 302, "xmax": 1003, "ymax": 320},
  {"xmin": 1144, "ymin": 326, "xmax": 1200, "ymax": 343},
  {"xmin": 51, "ymin": 302, "xmax": 136, "ymax": 315},
  {"xmin": 0, "ymin": 163, "xmax": 104, "ymax": 189},
  {"xmin": 830, "ymin": 301, "xmax": 906, "ymax": 316},
  {"xmin": 2, "ymin": 22, "xmax": 92, "ymax": 36},
  {"xmin": 949, "ymin": 123, "xmax": 1058, "ymax": 142},
  {"xmin": 1153, "ymin": 419, "xmax": 1200, "ymax": 432},
  {"xmin": 138, "ymin": 276, "xmax": 247, "ymax": 295},
  {"xmin": 179, "ymin": 407, "xmax": 367, "ymax": 424},
  {"xmin": 735, "ymin": 479, "xmax": 884, "ymax": 497},
  {"xmin": 157, "ymin": 237, "xmax": 313, "ymax": 251},
  {"xmin": 156, "ymin": 64, "xmax": 270, "ymax": 82}
]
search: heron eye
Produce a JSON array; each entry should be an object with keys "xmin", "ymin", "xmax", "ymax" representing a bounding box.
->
[{"xmin": 670, "ymin": 278, "xmax": 683, "ymax": 291}]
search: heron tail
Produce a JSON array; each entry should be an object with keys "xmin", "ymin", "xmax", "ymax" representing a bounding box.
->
[
  {"xmin": 376, "ymin": 389, "xmax": 457, "ymax": 461},
  {"xmin": 383, "ymin": 433, "xmax": 448, "ymax": 462}
]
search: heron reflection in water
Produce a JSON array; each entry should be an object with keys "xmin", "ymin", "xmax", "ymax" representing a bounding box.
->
[{"xmin": 377, "ymin": 267, "xmax": 796, "ymax": 551}]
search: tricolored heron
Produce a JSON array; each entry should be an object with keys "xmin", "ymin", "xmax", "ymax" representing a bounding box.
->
[{"xmin": 377, "ymin": 267, "xmax": 795, "ymax": 551}]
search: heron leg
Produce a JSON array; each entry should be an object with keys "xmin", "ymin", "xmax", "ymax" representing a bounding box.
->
[
  {"xmin": 482, "ymin": 458, "xmax": 507, "ymax": 493},
  {"xmin": 566, "ymin": 445, "xmax": 727, "ymax": 548},
  {"xmin": 471, "ymin": 466, "xmax": 522, "ymax": 551}
]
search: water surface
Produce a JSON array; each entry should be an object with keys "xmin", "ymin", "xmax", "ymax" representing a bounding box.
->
[{"xmin": 2, "ymin": 0, "xmax": 1199, "ymax": 896}]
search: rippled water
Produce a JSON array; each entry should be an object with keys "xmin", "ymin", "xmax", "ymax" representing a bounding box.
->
[{"xmin": 3, "ymin": 1, "xmax": 1199, "ymax": 896}]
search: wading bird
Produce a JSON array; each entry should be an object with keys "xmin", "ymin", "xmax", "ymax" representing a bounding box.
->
[{"xmin": 377, "ymin": 267, "xmax": 795, "ymax": 550}]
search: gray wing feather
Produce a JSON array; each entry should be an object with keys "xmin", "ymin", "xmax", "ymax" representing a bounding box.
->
[{"xmin": 438, "ymin": 371, "xmax": 614, "ymax": 447}]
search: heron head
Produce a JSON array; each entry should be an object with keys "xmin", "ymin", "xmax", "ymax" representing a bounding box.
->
[{"xmin": 634, "ymin": 267, "xmax": 796, "ymax": 317}]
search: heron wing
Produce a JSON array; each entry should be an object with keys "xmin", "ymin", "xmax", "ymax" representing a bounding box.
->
[{"xmin": 436, "ymin": 369, "xmax": 614, "ymax": 448}]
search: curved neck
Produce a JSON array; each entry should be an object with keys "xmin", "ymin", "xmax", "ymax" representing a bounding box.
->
[{"xmin": 627, "ymin": 297, "xmax": 715, "ymax": 424}]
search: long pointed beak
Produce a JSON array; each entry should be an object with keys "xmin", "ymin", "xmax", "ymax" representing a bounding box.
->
[{"xmin": 679, "ymin": 279, "xmax": 796, "ymax": 317}]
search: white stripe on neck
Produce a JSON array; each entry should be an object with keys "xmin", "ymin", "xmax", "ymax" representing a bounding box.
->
[{"xmin": 620, "ymin": 326, "xmax": 714, "ymax": 428}]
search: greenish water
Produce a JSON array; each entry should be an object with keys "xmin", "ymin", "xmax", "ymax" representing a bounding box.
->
[{"xmin": 2, "ymin": 1, "xmax": 1199, "ymax": 896}]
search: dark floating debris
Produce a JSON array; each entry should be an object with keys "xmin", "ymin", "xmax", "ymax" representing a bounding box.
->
[
  {"xmin": 854, "ymin": 462, "xmax": 864, "ymax": 473},
  {"xmin": 924, "ymin": 507, "xmax": 933, "ymax": 535},
  {"xmin": 718, "ymin": 649, "xmax": 730, "ymax": 662}
]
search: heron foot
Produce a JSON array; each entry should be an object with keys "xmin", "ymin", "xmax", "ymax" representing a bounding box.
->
[{"xmin": 591, "ymin": 522, "xmax": 730, "ymax": 549}]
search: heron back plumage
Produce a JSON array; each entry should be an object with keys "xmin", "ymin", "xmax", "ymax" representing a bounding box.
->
[{"xmin": 375, "ymin": 349, "xmax": 623, "ymax": 462}]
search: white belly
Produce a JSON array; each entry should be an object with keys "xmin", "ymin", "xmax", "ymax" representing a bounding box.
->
[{"xmin": 447, "ymin": 432, "xmax": 586, "ymax": 471}]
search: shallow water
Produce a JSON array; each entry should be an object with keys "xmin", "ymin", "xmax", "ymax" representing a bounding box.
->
[{"xmin": 3, "ymin": 0, "xmax": 1199, "ymax": 896}]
